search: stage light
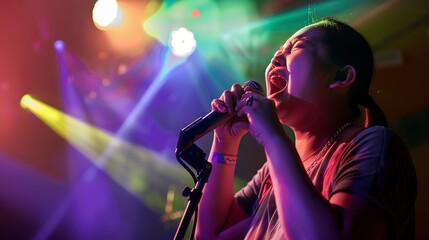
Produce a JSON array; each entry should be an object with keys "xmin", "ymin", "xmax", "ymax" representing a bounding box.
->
[
  {"xmin": 20, "ymin": 94, "xmax": 33, "ymax": 109},
  {"xmin": 192, "ymin": 9, "xmax": 200, "ymax": 18},
  {"xmin": 92, "ymin": 0, "xmax": 122, "ymax": 29},
  {"xmin": 20, "ymin": 94, "xmax": 193, "ymax": 213},
  {"xmin": 142, "ymin": 0, "xmax": 257, "ymax": 59},
  {"xmin": 169, "ymin": 27, "xmax": 197, "ymax": 57},
  {"xmin": 54, "ymin": 40, "xmax": 64, "ymax": 52}
]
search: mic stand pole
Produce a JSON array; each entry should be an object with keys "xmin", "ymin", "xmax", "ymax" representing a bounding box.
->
[{"xmin": 174, "ymin": 144, "xmax": 212, "ymax": 240}]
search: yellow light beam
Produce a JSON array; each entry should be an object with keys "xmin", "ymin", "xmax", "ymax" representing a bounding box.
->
[{"xmin": 20, "ymin": 94, "xmax": 192, "ymax": 214}]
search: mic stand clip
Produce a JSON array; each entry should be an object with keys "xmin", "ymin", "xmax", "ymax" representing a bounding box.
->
[{"xmin": 174, "ymin": 144, "xmax": 212, "ymax": 240}]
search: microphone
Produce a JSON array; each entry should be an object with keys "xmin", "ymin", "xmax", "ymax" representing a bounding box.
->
[{"xmin": 175, "ymin": 80, "xmax": 264, "ymax": 152}]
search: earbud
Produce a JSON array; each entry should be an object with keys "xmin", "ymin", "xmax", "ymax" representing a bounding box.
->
[{"xmin": 333, "ymin": 68, "xmax": 347, "ymax": 82}]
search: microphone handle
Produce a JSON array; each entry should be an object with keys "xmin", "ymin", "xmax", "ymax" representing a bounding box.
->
[
  {"xmin": 176, "ymin": 80, "xmax": 263, "ymax": 152},
  {"xmin": 176, "ymin": 110, "xmax": 234, "ymax": 152}
]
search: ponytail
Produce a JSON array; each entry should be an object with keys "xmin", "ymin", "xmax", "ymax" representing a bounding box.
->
[{"xmin": 361, "ymin": 95, "xmax": 387, "ymax": 127}]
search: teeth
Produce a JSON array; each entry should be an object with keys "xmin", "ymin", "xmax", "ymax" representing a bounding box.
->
[
  {"xmin": 269, "ymin": 74, "xmax": 287, "ymax": 94},
  {"xmin": 271, "ymin": 74, "xmax": 284, "ymax": 80}
]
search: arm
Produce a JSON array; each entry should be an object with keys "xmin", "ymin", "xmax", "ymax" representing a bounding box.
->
[
  {"xmin": 195, "ymin": 136, "xmax": 250, "ymax": 240},
  {"xmin": 195, "ymin": 83, "xmax": 254, "ymax": 239},
  {"xmin": 264, "ymin": 132, "xmax": 387, "ymax": 239},
  {"xmin": 235, "ymin": 93, "xmax": 388, "ymax": 239}
]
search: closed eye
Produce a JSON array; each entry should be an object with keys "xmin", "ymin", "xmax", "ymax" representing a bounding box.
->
[
  {"xmin": 291, "ymin": 40, "xmax": 305, "ymax": 52},
  {"xmin": 275, "ymin": 45, "xmax": 285, "ymax": 56}
]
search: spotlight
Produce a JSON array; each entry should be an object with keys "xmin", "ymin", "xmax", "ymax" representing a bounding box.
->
[
  {"xmin": 192, "ymin": 9, "xmax": 200, "ymax": 18},
  {"xmin": 54, "ymin": 40, "xmax": 65, "ymax": 52},
  {"xmin": 169, "ymin": 27, "xmax": 197, "ymax": 57},
  {"xmin": 92, "ymin": 0, "xmax": 121, "ymax": 29},
  {"xmin": 20, "ymin": 94, "xmax": 33, "ymax": 109}
]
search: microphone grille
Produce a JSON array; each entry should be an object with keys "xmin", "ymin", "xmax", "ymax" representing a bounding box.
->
[{"xmin": 242, "ymin": 80, "xmax": 264, "ymax": 94}]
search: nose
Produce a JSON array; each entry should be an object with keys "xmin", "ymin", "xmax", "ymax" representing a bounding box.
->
[{"xmin": 270, "ymin": 55, "xmax": 285, "ymax": 67}]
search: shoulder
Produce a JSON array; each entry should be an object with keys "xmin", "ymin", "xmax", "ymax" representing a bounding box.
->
[
  {"xmin": 355, "ymin": 125, "xmax": 407, "ymax": 144},
  {"xmin": 354, "ymin": 125, "xmax": 416, "ymax": 180},
  {"xmin": 349, "ymin": 126, "xmax": 407, "ymax": 155},
  {"xmin": 338, "ymin": 125, "xmax": 416, "ymax": 190},
  {"xmin": 354, "ymin": 125, "xmax": 395, "ymax": 142},
  {"xmin": 339, "ymin": 126, "xmax": 417, "ymax": 238},
  {"xmin": 333, "ymin": 125, "xmax": 415, "ymax": 181}
]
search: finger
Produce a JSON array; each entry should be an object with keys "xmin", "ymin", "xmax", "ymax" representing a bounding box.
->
[
  {"xmin": 231, "ymin": 83, "xmax": 244, "ymax": 103},
  {"xmin": 246, "ymin": 96, "xmax": 255, "ymax": 107},
  {"xmin": 237, "ymin": 92, "xmax": 255, "ymax": 107},
  {"xmin": 211, "ymin": 99, "xmax": 227, "ymax": 113},
  {"xmin": 233, "ymin": 117, "xmax": 250, "ymax": 130},
  {"xmin": 223, "ymin": 90, "xmax": 235, "ymax": 114},
  {"xmin": 236, "ymin": 93, "xmax": 254, "ymax": 116}
]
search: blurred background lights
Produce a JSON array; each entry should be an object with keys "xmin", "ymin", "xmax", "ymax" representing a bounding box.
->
[
  {"xmin": 53, "ymin": 40, "xmax": 64, "ymax": 52},
  {"xmin": 92, "ymin": 0, "xmax": 122, "ymax": 29},
  {"xmin": 169, "ymin": 27, "xmax": 197, "ymax": 57},
  {"xmin": 192, "ymin": 9, "xmax": 200, "ymax": 18}
]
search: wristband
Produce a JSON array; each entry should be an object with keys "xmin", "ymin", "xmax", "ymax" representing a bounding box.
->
[{"xmin": 210, "ymin": 152, "xmax": 237, "ymax": 165}]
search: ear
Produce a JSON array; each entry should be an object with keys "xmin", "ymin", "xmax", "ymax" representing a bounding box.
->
[{"xmin": 329, "ymin": 65, "xmax": 356, "ymax": 89}]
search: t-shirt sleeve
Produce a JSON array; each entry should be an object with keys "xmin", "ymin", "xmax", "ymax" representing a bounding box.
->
[
  {"xmin": 330, "ymin": 126, "xmax": 387, "ymax": 198},
  {"xmin": 235, "ymin": 163, "xmax": 269, "ymax": 214},
  {"xmin": 329, "ymin": 126, "xmax": 417, "ymax": 233}
]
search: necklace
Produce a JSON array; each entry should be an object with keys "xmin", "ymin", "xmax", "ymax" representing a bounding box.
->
[{"xmin": 306, "ymin": 122, "xmax": 352, "ymax": 174}]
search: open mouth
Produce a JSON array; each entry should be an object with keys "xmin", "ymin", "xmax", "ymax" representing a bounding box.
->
[{"xmin": 269, "ymin": 74, "xmax": 287, "ymax": 95}]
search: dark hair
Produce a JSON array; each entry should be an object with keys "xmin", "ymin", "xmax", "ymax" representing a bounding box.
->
[{"xmin": 314, "ymin": 17, "xmax": 387, "ymax": 127}]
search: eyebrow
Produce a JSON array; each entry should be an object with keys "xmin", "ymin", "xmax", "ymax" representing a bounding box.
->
[
  {"xmin": 291, "ymin": 35, "xmax": 308, "ymax": 44},
  {"xmin": 277, "ymin": 36, "xmax": 307, "ymax": 51}
]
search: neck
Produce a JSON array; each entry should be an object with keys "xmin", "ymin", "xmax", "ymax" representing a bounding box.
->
[
  {"xmin": 285, "ymin": 98, "xmax": 356, "ymax": 161},
  {"xmin": 293, "ymin": 119, "xmax": 353, "ymax": 161}
]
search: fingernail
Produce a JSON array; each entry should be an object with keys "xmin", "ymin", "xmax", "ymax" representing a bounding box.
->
[{"xmin": 219, "ymin": 105, "xmax": 226, "ymax": 112}]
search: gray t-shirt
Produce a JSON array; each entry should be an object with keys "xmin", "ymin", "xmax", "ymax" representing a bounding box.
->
[{"xmin": 235, "ymin": 126, "xmax": 417, "ymax": 239}]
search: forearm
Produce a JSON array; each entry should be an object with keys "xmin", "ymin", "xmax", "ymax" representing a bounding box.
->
[
  {"xmin": 196, "ymin": 136, "xmax": 242, "ymax": 238},
  {"xmin": 265, "ymin": 132, "xmax": 342, "ymax": 239}
]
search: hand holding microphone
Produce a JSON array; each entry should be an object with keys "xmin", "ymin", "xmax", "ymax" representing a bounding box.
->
[{"xmin": 176, "ymin": 80, "xmax": 264, "ymax": 152}]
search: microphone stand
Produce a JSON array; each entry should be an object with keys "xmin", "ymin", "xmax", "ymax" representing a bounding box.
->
[{"xmin": 174, "ymin": 144, "xmax": 212, "ymax": 240}]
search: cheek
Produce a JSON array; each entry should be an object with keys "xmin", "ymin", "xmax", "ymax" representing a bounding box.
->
[
  {"xmin": 288, "ymin": 53, "xmax": 309, "ymax": 78},
  {"xmin": 287, "ymin": 62, "xmax": 312, "ymax": 96},
  {"xmin": 287, "ymin": 54, "xmax": 329, "ymax": 101},
  {"xmin": 264, "ymin": 65, "xmax": 271, "ymax": 89},
  {"xmin": 288, "ymin": 77, "xmax": 308, "ymax": 101}
]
